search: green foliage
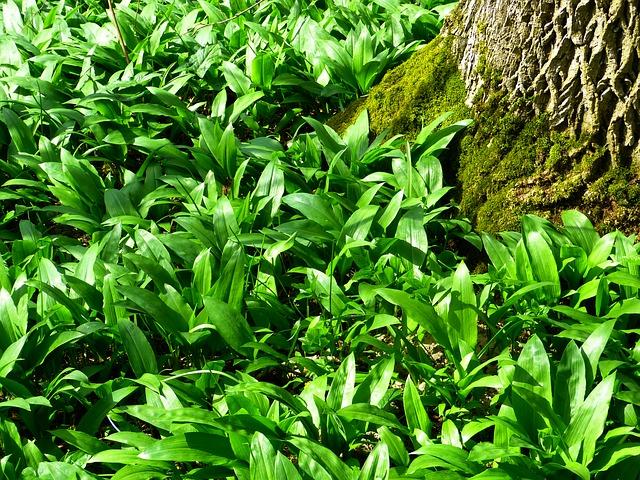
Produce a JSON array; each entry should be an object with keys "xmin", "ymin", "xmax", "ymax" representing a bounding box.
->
[{"xmin": 0, "ymin": 0, "xmax": 639, "ymax": 479}]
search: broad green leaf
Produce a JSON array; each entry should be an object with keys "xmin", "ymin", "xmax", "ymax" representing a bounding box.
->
[
  {"xmin": 227, "ymin": 91, "xmax": 265, "ymax": 124},
  {"xmin": 1, "ymin": 108, "xmax": 36, "ymax": 154},
  {"xmin": 467, "ymin": 443, "xmax": 522, "ymax": 463},
  {"xmin": 103, "ymin": 274, "xmax": 127, "ymax": 326},
  {"xmin": 203, "ymin": 297, "xmax": 255, "ymax": 353},
  {"xmin": 515, "ymin": 238, "xmax": 534, "ymax": 283},
  {"xmin": 2, "ymin": 0, "xmax": 23, "ymax": 35},
  {"xmin": 376, "ymin": 288, "xmax": 449, "ymax": 350},
  {"xmin": 553, "ymin": 341, "xmax": 586, "ymax": 423},
  {"xmin": 613, "ymin": 233, "xmax": 640, "ymax": 297},
  {"xmin": 29, "ymin": 279, "xmax": 89, "ymax": 324},
  {"xmin": 123, "ymin": 405, "xmax": 219, "ymax": 432},
  {"xmin": 304, "ymin": 116, "xmax": 346, "ymax": 161},
  {"xmin": 288, "ymin": 436, "xmax": 352, "ymax": 480},
  {"xmin": 135, "ymin": 230, "xmax": 172, "ymax": 265},
  {"xmin": 512, "ymin": 335, "xmax": 553, "ymax": 439},
  {"xmin": 199, "ymin": 116, "xmax": 223, "ymax": 156},
  {"xmin": 250, "ymin": 432, "xmax": 277, "ymax": 480},
  {"xmin": 403, "ymin": 376, "xmax": 430, "ymax": 435},
  {"xmin": 552, "ymin": 305, "xmax": 599, "ymax": 324},
  {"xmin": 378, "ymin": 190, "xmax": 403, "ymax": 231},
  {"xmin": 353, "ymin": 357, "xmax": 394, "ymax": 407},
  {"xmin": 212, "ymin": 197, "xmax": 240, "ymax": 250},
  {"xmin": 378, "ymin": 426, "xmax": 409, "ymax": 466},
  {"xmin": 482, "ymin": 233, "xmax": 516, "ymax": 278},
  {"xmin": 0, "ymin": 397, "xmax": 50, "ymax": 412},
  {"xmin": 341, "ymin": 205, "xmax": 378, "ymax": 241},
  {"xmin": 525, "ymin": 231, "xmax": 560, "ymax": 300},
  {"xmin": 117, "ymin": 286, "xmax": 188, "ymax": 333},
  {"xmin": 252, "ymin": 159, "xmax": 285, "ymax": 220},
  {"xmin": 250, "ymin": 54, "xmax": 275, "ymax": 90},
  {"xmin": 213, "ymin": 123, "xmax": 238, "ymax": 177},
  {"xmin": 124, "ymin": 253, "xmax": 178, "ymax": 291},
  {"xmin": 344, "ymin": 109, "xmax": 370, "ymax": 160},
  {"xmin": 586, "ymin": 232, "xmax": 616, "ymax": 270},
  {"xmin": 0, "ymin": 37, "xmax": 21, "ymax": 71},
  {"xmin": 275, "ymin": 452, "xmax": 302, "ymax": 480},
  {"xmin": 439, "ymin": 420, "xmax": 462, "ymax": 449},
  {"xmin": 607, "ymin": 271, "xmax": 640, "ymax": 290},
  {"xmin": 28, "ymin": 461, "xmax": 100, "ymax": 479},
  {"xmin": 451, "ymin": 261, "xmax": 477, "ymax": 348},
  {"xmin": 395, "ymin": 206, "xmax": 428, "ymax": 266},
  {"xmin": 461, "ymin": 419, "xmax": 495, "ymax": 444},
  {"xmin": 606, "ymin": 297, "xmax": 640, "ymax": 319},
  {"xmin": 215, "ymin": 414, "xmax": 281, "ymax": 438},
  {"xmin": 562, "ymin": 210, "xmax": 599, "ymax": 254},
  {"xmin": 358, "ymin": 443, "xmax": 389, "ymax": 480},
  {"xmin": 211, "ymin": 241, "xmax": 245, "ymax": 310},
  {"xmin": 337, "ymin": 404, "xmax": 403, "ymax": 430},
  {"xmin": 283, "ymin": 193, "xmax": 342, "ymax": 231},
  {"xmin": 139, "ymin": 432, "xmax": 236, "ymax": 464},
  {"xmin": 0, "ymin": 289, "xmax": 21, "ymax": 348},
  {"xmin": 594, "ymin": 443, "xmax": 640, "ymax": 472},
  {"xmin": 118, "ymin": 319, "xmax": 158, "ymax": 378},
  {"xmin": 235, "ymin": 382, "xmax": 309, "ymax": 418},
  {"xmin": 408, "ymin": 444, "xmax": 477, "ymax": 475},
  {"xmin": 563, "ymin": 461, "xmax": 591, "ymax": 480},
  {"xmin": 421, "ymin": 119, "xmax": 473, "ymax": 156},
  {"xmin": 356, "ymin": 183, "xmax": 384, "ymax": 208},
  {"xmin": 511, "ymin": 385, "xmax": 566, "ymax": 435},
  {"xmin": 0, "ymin": 256, "xmax": 10, "ymax": 292},
  {"xmin": 222, "ymin": 61, "xmax": 252, "ymax": 95},
  {"xmin": 595, "ymin": 276, "xmax": 610, "ymax": 316},
  {"xmin": 0, "ymin": 336, "xmax": 26, "ymax": 377},
  {"xmin": 50, "ymin": 430, "xmax": 107, "ymax": 455},
  {"xmin": 305, "ymin": 268, "xmax": 347, "ymax": 315},
  {"xmin": 515, "ymin": 335, "xmax": 552, "ymax": 402},
  {"xmin": 488, "ymin": 282, "xmax": 552, "ymax": 323},
  {"xmin": 564, "ymin": 373, "xmax": 616, "ymax": 464},
  {"xmin": 193, "ymin": 248, "xmax": 214, "ymax": 296},
  {"xmin": 74, "ymin": 243, "xmax": 101, "ymax": 286},
  {"xmin": 327, "ymin": 353, "xmax": 356, "ymax": 410},
  {"xmin": 492, "ymin": 405, "xmax": 530, "ymax": 450},
  {"xmin": 580, "ymin": 320, "xmax": 615, "ymax": 387},
  {"xmin": 110, "ymin": 465, "xmax": 167, "ymax": 479},
  {"xmin": 79, "ymin": 387, "xmax": 139, "ymax": 436},
  {"xmin": 417, "ymin": 154, "xmax": 443, "ymax": 193},
  {"xmin": 105, "ymin": 189, "xmax": 138, "ymax": 218}
]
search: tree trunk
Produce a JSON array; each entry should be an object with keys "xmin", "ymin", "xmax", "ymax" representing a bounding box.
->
[
  {"xmin": 447, "ymin": 0, "xmax": 640, "ymax": 166},
  {"xmin": 333, "ymin": 0, "xmax": 640, "ymax": 233}
]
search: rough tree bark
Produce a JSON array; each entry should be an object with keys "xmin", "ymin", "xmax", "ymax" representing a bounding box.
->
[
  {"xmin": 333, "ymin": 0, "xmax": 640, "ymax": 232},
  {"xmin": 448, "ymin": 0, "xmax": 640, "ymax": 166}
]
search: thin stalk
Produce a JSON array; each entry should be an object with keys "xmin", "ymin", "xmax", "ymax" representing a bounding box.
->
[{"xmin": 106, "ymin": 0, "xmax": 130, "ymax": 64}]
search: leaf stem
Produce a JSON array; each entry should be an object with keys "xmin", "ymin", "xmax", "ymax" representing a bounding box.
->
[{"xmin": 106, "ymin": 0, "xmax": 130, "ymax": 64}]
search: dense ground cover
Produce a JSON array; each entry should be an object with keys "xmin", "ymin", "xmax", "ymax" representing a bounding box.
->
[{"xmin": 0, "ymin": 0, "xmax": 639, "ymax": 478}]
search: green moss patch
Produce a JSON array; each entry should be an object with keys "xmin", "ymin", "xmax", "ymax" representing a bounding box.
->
[
  {"xmin": 328, "ymin": 37, "xmax": 470, "ymax": 137},
  {"xmin": 330, "ymin": 35, "xmax": 640, "ymax": 234},
  {"xmin": 456, "ymin": 91, "xmax": 640, "ymax": 233}
]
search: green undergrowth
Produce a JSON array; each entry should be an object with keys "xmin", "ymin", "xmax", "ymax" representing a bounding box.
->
[{"xmin": 1, "ymin": 0, "xmax": 640, "ymax": 479}]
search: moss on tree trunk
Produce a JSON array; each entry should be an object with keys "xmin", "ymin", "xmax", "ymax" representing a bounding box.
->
[
  {"xmin": 331, "ymin": 1, "xmax": 640, "ymax": 234},
  {"xmin": 328, "ymin": 37, "xmax": 469, "ymax": 136}
]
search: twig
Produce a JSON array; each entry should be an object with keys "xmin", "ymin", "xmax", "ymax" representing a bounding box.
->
[
  {"xmin": 190, "ymin": 0, "xmax": 272, "ymax": 35},
  {"xmin": 214, "ymin": 0, "xmax": 269, "ymax": 25},
  {"xmin": 106, "ymin": 0, "xmax": 130, "ymax": 64}
]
